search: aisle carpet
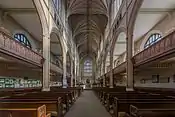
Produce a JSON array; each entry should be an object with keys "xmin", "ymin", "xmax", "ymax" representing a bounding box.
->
[{"xmin": 65, "ymin": 90, "xmax": 111, "ymax": 117}]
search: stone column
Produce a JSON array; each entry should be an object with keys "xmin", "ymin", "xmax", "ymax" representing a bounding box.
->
[
  {"xmin": 42, "ymin": 34, "xmax": 50, "ymax": 91},
  {"xmin": 0, "ymin": 11, "xmax": 3, "ymax": 26},
  {"xmin": 70, "ymin": 61, "xmax": 74, "ymax": 87},
  {"xmin": 103, "ymin": 62, "xmax": 106, "ymax": 87},
  {"xmin": 109, "ymin": 51, "xmax": 113, "ymax": 88},
  {"xmin": 75, "ymin": 64, "xmax": 78, "ymax": 87},
  {"xmin": 126, "ymin": 34, "xmax": 134, "ymax": 91},
  {"xmin": 62, "ymin": 52, "xmax": 67, "ymax": 88}
]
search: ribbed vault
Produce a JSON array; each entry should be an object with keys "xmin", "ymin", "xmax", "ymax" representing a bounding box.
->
[{"xmin": 67, "ymin": 0, "xmax": 109, "ymax": 59}]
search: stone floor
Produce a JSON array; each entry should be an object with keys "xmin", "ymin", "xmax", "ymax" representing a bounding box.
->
[{"xmin": 65, "ymin": 90, "xmax": 111, "ymax": 117}]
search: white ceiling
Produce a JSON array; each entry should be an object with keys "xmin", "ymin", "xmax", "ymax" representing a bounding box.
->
[
  {"xmin": 50, "ymin": 33, "xmax": 63, "ymax": 56},
  {"xmin": 50, "ymin": 44, "xmax": 62, "ymax": 56},
  {"xmin": 11, "ymin": 13, "xmax": 42, "ymax": 41},
  {"xmin": 114, "ymin": 44, "xmax": 126, "ymax": 55},
  {"xmin": 0, "ymin": 0, "xmax": 42, "ymax": 41},
  {"xmin": 114, "ymin": 32, "xmax": 126, "ymax": 55},
  {"xmin": 141, "ymin": 0, "xmax": 175, "ymax": 9},
  {"xmin": 0, "ymin": 0, "xmax": 34, "ymax": 8},
  {"xmin": 133, "ymin": 0, "xmax": 175, "ymax": 41},
  {"xmin": 133, "ymin": 13, "xmax": 164, "ymax": 41}
]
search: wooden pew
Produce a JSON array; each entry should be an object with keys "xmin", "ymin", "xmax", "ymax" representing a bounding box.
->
[
  {"xmin": 135, "ymin": 87, "xmax": 175, "ymax": 97},
  {"xmin": 2, "ymin": 94, "xmax": 64, "ymax": 117},
  {"xmin": 105, "ymin": 92, "xmax": 147, "ymax": 110},
  {"xmin": 47, "ymin": 113, "xmax": 51, "ymax": 117},
  {"xmin": 93, "ymin": 87, "xmax": 126, "ymax": 102},
  {"xmin": 130, "ymin": 103, "xmax": 175, "ymax": 117},
  {"xmin": 6, "ymin": 92, "xmax": 69, "ymax": 110},
  {"xmin": 0, "ymin": 88, "xmax": 41, "ymax": 98},
  {"xmin": 113, "ymin": 97, "xmax": 175, "ymax": 117},
  {"xmin": 0, "ymin": 104, "xmax": 46, "ymax": 117},
  {"xmin": 25, "ymin": 91, "xmax": 72, "ymax": 110},
  {"xmin": 50, "ymin": 87, "xmax": 83, "ymax": 100}
]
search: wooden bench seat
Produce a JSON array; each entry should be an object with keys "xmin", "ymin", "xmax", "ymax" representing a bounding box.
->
[
  {"xmin": 47, "ymin": 113, "xmax": 51, "ymax": 117},
  {"xmin": 130, "ymin": 103, "xmax": 175, "ymax": 117},
  {"xmin": 0, "ymin": 97, "xmax": 62, "ymax": 117},
  {"xmin": 0, "ymin": 88, "xmax": 41, "ymax": 98},
  {"xmin": 6, "ymin": 92, "xmax": 70, "ymax": 110},
  {"xmin": 0, "ymin": 104, "xmax": 46, "ymax": 117},
  {"xmin": 113, "ymin": 97, "xmax": 175, "ymax": 117},
  {"xmin": 95, "ymin": 87, "xmax": 126, "ymax": 102},
  {"xmin": 50, "ymin": 87, "xmax": 83, "ymax": 99}
]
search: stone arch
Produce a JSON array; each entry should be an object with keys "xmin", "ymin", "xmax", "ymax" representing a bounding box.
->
[
  {"xmin": 50, "ymin": 27, "xmax": 65, "ymax": 53},
  {"xmin": 111, "ymin": 28, "xmax": 127, "ymax": 68},
  {"xmin": 33, "ymin": 0, "xmax": 48, "ymax": 37},
  {"xmin": 128, "ymin": 0, "xmax": 173, "ymax": 54},
  {"xmin": 111, "ymin": 27, "xmax": 127, "ymax": 57},
  {"xmin": 50, "ymin": 27, "xmax": 65, "ymax": 69}
]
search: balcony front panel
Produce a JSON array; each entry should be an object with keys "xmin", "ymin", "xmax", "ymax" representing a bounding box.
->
[
  {"xmin": 113, "ymin": 62, "xmax": 126, "ymax": 74},
  {"xmin": 134, "ymin": 31, "xmax": 175, "ymax": 66},
  {"xmin": 0, "ymin": 30, "xmax": 43, "ymax": 67}
]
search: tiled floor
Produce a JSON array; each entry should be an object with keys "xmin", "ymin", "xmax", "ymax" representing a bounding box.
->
[{"xmin": 65, "ymin": 90, "xmax": 111, "ymax": 117}]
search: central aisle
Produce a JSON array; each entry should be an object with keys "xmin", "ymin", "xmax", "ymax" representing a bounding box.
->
[{"xmin": 65, "ymin": 90, "xmax": 111, "ymax": 117}]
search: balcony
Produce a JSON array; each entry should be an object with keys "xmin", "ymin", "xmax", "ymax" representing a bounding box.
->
[
  {"xmin": 113, "ymin": 62, "xmax": 126, "ymax": 74},
  {"xmin": 134, "ymin": 31, "xmax": 175, "ymax": 66},
  {"xmin": 0, "ymin": 29, "xmax": 43, "ymax": 67}
]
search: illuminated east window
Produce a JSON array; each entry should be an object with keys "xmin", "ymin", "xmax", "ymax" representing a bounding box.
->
[
  {"xmin": 52, "ymin": 0, "xmax": 59, "ymax": 10},
  {"xmin": 144, "ymin": 33, "xmax": 162, "ymax": 49},
  {"xmin": 83, "ymin": 59, "xmax": 92, "ymax": 76},
  {"xmin": 14, "ymin": 33, "xmax": 31, "ymax": 49}
]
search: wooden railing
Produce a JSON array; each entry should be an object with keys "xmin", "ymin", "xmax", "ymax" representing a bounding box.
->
[
  {"xmin": 0, "ymin": 30, "xmax": 43, "ymax": 67},
  {"xmin": 134, "ymin": 31, "xmax": 175, "ymax": 66},
  {"xmin": 113, "ymin": 62, "xmax": 126, "ymax": 74}
]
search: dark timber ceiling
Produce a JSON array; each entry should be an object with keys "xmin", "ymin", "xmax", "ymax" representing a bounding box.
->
[{"xmin": 67, "ymin": 0, "xmax": 110, "ymax": 59}]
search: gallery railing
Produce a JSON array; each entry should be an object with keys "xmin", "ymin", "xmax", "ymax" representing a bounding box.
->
[
  {"xmin": 0, "ymin": 29, "xmax": 43, "ymax": 67},
  {"xmin": 134, "ymin": 31, "xmax": 175, "ymax": 66}
]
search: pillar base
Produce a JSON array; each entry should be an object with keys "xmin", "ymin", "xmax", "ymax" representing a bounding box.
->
[
  {"xmin": 42, "ymin": 88, "xmax": 50, "ymax": 91},
  {"xmin": 126, "ymin": 87, "xmax": 134, "ymax": 91},
  {"xmin": 62, "ymin": 85, "xmax": 68, "ymax": 88}
]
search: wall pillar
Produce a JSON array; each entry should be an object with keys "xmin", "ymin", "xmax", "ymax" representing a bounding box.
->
[
  {"xmin": 126, "ymin": 34, "xmax": 134, "ymax": 91},
  {"xmin": 70, "ymin": 61, "xmax": 74, "ymax": 87},
  {"xmin": 42, "ymin": 35, "xmax": 50, "ymax": 91},
  {"xmin": 103, "ymin": 62, "xmax": 106, "ymax": 87},
  {"xmin": 75, "ymin": 64, "xmax": 78, "ymax": 87},
  {"xmin": 0, "ymin": 11, "xmax": 3, "ymax": 26},
  {"xmin": 109, "ymin": 51, "xmax": 113, "ymax": 88},
  {"xmin": 63, "ymin": 52, "xmax": 67, "ymax": 88}
]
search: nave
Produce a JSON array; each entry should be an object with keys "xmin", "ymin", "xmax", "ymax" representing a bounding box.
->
[
  {"xmin": 65, "ymin": 91, "xmax": 111, "ymax": 117},
  {"xmin": 0, "ymin": 0, "xmax": 175, "ymax": 117}
]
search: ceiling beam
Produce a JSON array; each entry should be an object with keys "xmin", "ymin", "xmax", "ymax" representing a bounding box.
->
[
  {"xmin": 2, "ymin": 8, "xmax": 36, "ymax": 14},
  {"xmin": 139, "ymin": 8, "xmax": 175, "ymax": 14}
]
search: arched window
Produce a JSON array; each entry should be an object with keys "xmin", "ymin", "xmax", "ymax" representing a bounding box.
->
[
  {"xmin": 83, "ymin": 59, "xmax": 92, "ymax": 76},
  {"xmin": 14, "ymin": 33, "xmax": 31, "ymax": 49},
  {"xmin": 144, "ymin": 33, "xmax": 162, "ymax": 49},
  {"xmin": 52, "ymin": 0, "xmax": 59, "ymax": 10}
]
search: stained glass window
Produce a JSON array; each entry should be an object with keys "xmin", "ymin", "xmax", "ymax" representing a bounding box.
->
[
  {"xmin": 14, "ymin": 33, "xmax": 31, "ymax": 49},
  {"xmin": 144, "ymin": 33, "xmax": 162, "ymax": 49},
  {"xmin": 83, "ymin": 59, "xmax": 92, "ymax": 76},
  {"xmin": 53, "ymin": 0, "xmax": 59, "ymax": 10}
]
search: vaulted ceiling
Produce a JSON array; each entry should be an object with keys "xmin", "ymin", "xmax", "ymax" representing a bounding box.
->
[{"xmin": 67, "ymin": 0, "xmax": 110, "ymax": 59}]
